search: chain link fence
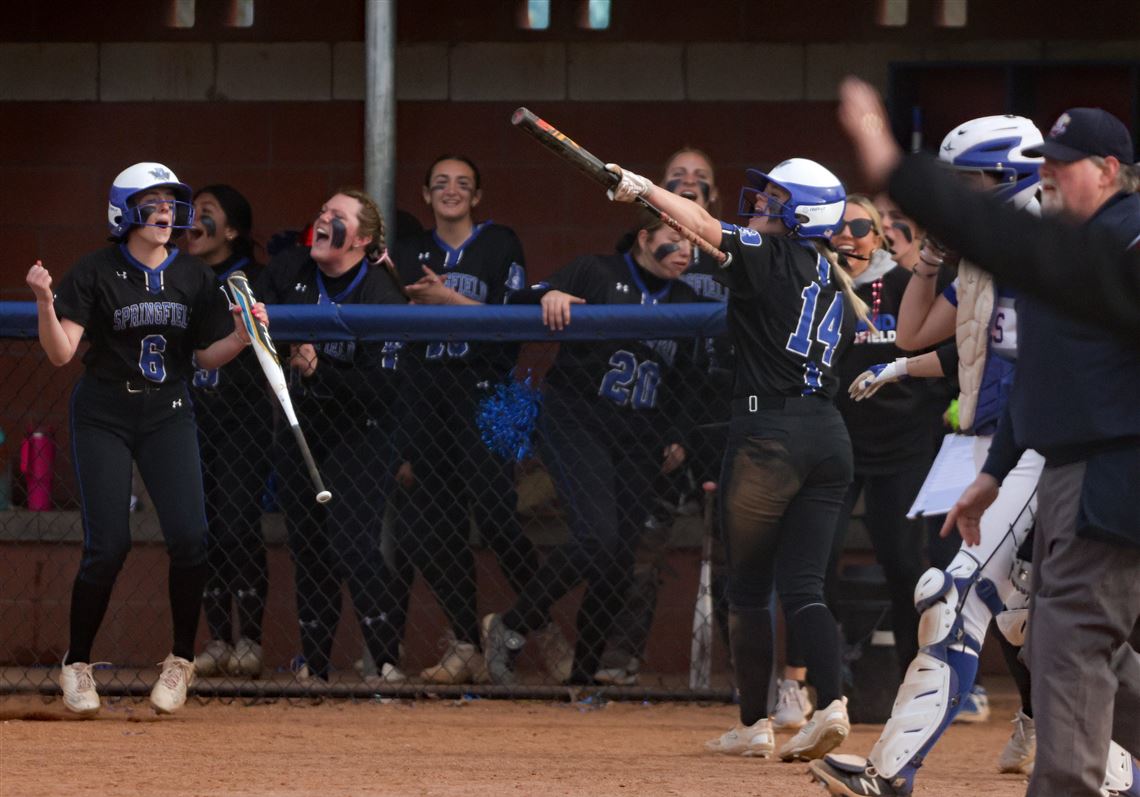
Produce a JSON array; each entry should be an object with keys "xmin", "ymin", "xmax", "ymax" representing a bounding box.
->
[{"xmin": 1, "ymin": 303, "xmax": 741, "ymax": 701}]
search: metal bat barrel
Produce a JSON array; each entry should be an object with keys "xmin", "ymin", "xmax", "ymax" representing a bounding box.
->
[
  {"xmin": 511, "ymin": 107, "xmax": 728, "ymax": 267},
  {"xmin": 511, "ymin": 107, "xmax": 618, "ymax": 188}
]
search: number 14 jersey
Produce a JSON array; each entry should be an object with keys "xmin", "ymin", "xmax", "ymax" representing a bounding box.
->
[{"xmin": 715, "ymin": 224, "xmax": 855, "ymax": 401}]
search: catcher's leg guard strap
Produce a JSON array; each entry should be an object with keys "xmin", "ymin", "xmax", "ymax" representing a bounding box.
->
[{"xmin": 868, "ymin": 568, "xmax": 982, "ymax": 781}]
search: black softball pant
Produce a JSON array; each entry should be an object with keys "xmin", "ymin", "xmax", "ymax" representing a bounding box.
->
[
  {"xmin": 278, "ymin": 412, "xmax": 401, "ymax": 680},
  {"xmin": 196, "ymin": 389, "xmax": 272, "ymax": 645},
  {"xmin": 66, "ymin": 375, "xmax": 209, "ymax": 663},
  {"xmin": 502, "ymin": 392, "xmax": 659, "ymax": 680},
  {"xmin": 720, "ymin": 400, "xmax": 853, "ymax": 726},
  {"xmin": 820, "ymin": 468, "xmax": 928, "ymax": 674},
  {"xmin": 397, "ymin": 366, "xmax": 538, "ymax": 646},
  {"xmin": 601, "ymin": 417, "xmax": 733, "ymax": 670}
]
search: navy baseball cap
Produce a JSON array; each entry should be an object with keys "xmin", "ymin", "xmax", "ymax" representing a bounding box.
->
[{"xmin": 1023, "ymin": 108, "xmax": 1134, "ymax": 163}]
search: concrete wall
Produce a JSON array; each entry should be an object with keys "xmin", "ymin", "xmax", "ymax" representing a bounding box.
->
[{"xmin": 5, "ymin": 38, "xmax": 1140, "ymax": 105}]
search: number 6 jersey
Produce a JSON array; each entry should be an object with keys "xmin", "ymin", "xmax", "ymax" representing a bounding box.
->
[
  {"xmin": 715, "ymin": 224, "xmax": 856, "ymax": 400},
  {"xmin": 53, "ymin": 244, "xmax": 233, "ymax": 384}
]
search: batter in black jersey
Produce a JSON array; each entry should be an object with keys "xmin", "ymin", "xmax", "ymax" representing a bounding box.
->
[
  {"xmin": 184, "ymin": 184, "xmax": 273, "ymax": 679},
  {"xmin": 391, "ymin": 155, "xmax": 540, "ymax": 684},
  {"xmin": 259, "ymin": 189, "xmax": 407, "ymax": 684},
  {"xmin": 607, "ymin": 157, "xmax": 867, "ymax": 759},
  {"xmin": 479, "ymin": 212, "xmax": 700, "ymax": 685},
  {"xmin": 26, "ymin": 162, "xmax": 261, "ymax": 717}
]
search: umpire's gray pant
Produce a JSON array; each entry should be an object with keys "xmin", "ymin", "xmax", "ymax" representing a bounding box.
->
[{"xmin": 1027, "ymin": 460, "xmax": 1140, "ymax": 797}]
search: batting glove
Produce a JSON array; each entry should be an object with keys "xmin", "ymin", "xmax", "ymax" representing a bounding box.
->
[
  {"xmin": 848, "ymin": 357, "xmax": 909, "ymax": 401},
  {"xmin": 604, "ymin": 163, "xmax": 652, "ymax": 203}
]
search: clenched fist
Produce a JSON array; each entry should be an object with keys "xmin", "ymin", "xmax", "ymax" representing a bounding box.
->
[{"xmin": 26, "ymin": 260, "xmax": 54, "ymax": 303}]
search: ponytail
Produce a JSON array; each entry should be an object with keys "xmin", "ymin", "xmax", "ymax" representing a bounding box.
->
[{"xmin": 812, "ymin": 240, "xmax": 874, "ymax": 330}]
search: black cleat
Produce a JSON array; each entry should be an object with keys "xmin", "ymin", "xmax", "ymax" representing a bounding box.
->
[{"xmin": 808, "ymin": 755, "xmax": 912, "ymax": 796}]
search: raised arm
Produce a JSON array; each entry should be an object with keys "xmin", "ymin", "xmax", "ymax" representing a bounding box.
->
[
  {"xmin": 26, "ymin": 261, "xmax": 84, "ymax": 366},
  {"xmin": 605, "ymin": 164, "xmax": 724, "ymax": 249},
  {"xmin": 896, "ymin": 261, "xmax": 956, "ymax": 351}
]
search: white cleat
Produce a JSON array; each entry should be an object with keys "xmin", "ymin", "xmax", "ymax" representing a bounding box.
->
[
  {"xmin": 772, "ymin": 678, "xmax": 813, "ymax": 730},
  {"xmin": 778, "ymin": 697, "xmax": 850, "ymax": 762},
  {"xmin": 998, "ymin": 709, "xmax": 1035, "ymax": 775},
  {"xmin": 150, "ymin": 654, "xmax": 195, "ymax": 714},
  {"xmin": 705, "ymin": 718, "xmax": 775, "ymax": 757},
  {"xmin": 193, "ymin": 639, "xmax": 234, "ymax": 677},
  {"xmin": 230, "ymin": 637, "xmax": 263, "ymax": 678},
  {"xmin": 59, "ymin": 661, "xmax": 102, "ymax": 717},
  {"xmin": 420, "ymin": 640, "xmax": 489, "ymax": 685}
]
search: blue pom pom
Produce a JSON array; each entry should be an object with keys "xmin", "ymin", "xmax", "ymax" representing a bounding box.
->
[{"xmin": 476, "ymin": 375, "xmax": 543, "ymax": 461}]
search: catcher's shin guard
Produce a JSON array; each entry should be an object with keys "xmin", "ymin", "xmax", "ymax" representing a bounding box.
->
[{"xmin": 867, "ymin": 566, "xmax": 982, "ymax": 781}]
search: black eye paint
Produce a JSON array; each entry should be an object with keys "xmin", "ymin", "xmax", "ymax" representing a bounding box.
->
[
  {"xmin": 653, "ymin": 243, "xmax": 681, "ymax": 261},
  {"xmin": 330, "ymin": 217, "xmax": 347, "ymax": 248},
  {"xmin": 892, "ymin": 221, "xmax": 914, "ymax": 244},
  {"xmin": 137, "ymin": 204, "xmax": 156, "ymax": 223},
  {"xmin": 200, "ymin": 215, "xmax": 217, "ymax": 237},
  {"xmin": 665, "ymin": 178, "xmax": 712, "ymax": 204}
]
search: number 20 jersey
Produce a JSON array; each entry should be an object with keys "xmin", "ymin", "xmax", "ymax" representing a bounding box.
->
[
  {"xmin": 535, "ymin": 252, "xmax": 699, "ymax": 412},
  {"xmin": 715, "ymin": 224, "xmax": 855, "ymax": 401}
]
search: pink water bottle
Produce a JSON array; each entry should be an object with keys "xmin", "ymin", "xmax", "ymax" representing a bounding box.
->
[{"xmin": 20, "ymin": 426, "xmax": 55, "ymax": 511}]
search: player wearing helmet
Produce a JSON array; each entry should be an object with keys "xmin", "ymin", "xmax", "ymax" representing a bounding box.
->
[
  {"xmin": 602, "ymin": 157, "xmax": 866, "ymax": 761},
  {"xmin": 26, "ymin": 162, "xmax": 266, "ymax": 716},
  {"xmin": 810, "ymin": 116, "xmax": 1051, "ymax": 795}
]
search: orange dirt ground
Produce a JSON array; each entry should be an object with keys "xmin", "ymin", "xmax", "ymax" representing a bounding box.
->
[{"xmin": 2, "ymin": 681, "xmax": 1030, "ymax": 797}]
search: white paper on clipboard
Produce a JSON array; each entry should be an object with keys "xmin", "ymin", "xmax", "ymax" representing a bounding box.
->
[{"xmin": 907, "ymin": 434, "xmax": 978, "ymax": 518}]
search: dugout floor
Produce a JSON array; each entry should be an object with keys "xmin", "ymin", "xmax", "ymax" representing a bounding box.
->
[{"xmin": 1, "ymin": 678, "xmax": 1031, "ymax": 797}]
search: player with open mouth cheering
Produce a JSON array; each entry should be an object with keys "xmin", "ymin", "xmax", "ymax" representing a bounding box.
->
[{"xmin": 27, "ymin": 162, "xmax": 264, "ymax": 716}]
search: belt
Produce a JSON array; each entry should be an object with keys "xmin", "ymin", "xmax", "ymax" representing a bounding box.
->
[
  {"xmin": 94, "ymin": 375, "xmax": 176, "ymax": 394},
  {"xmin": 731, "ymin": 394, "xmax": 829, "ymax": 414}
]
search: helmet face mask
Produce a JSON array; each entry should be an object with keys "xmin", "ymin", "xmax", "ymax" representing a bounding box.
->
[
  {"xmin": 738, "ymin": 182, "xmax": 792, "ymax": 223},
  {"xmin": 108, "ymin": 162, "xmax": 195, "ymax": 238},
  {"xmin": 737, "ymin": 158, "xmax": 846, "ymax": 239}
]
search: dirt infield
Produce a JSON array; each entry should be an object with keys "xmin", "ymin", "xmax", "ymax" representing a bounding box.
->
[{"xmin": 2, "ymin": 684, "xmax": 1030, "ymax": 797}]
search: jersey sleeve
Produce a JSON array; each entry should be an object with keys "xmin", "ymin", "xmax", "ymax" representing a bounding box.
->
[
  {"xmin": 941, "ymin": 277, "xmax": 960, "ymax": 308},
  {"xmin": 510, "ymin": 255, "xmax": 597, "ymax": 304},
  {"xmin": 369, "ymin": 261, "xmax": 409, "ymax": 305},
  {"xmin": 190, "ymin": 268, "xmax": 236, "ymax": 350},
  {"xmin": 715, "ymin": 222, "xmax": 776, "ymax": 298},
  {"xmin": 487, "ymin": 226, "xmax": 527, "ymax": 305},
  {"xmin": 259, "ymin": 247, "xmax": 311, "ymax": 304},
  {"xmin": 52, "ymin": 255, "xmax": 98, "ymax": 328},
  {"xmin": 546, "ymin": 255, "xmax": 599, "ymax": 297},
  {"xmin": 393, "ymin": 236, "xmax": 425, "ymax": 287}
]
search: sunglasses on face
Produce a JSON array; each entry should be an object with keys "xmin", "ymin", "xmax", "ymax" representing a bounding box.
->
[{"xmin": 833, "ymin": 218, "xmax": 875, "ymax": 238}]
